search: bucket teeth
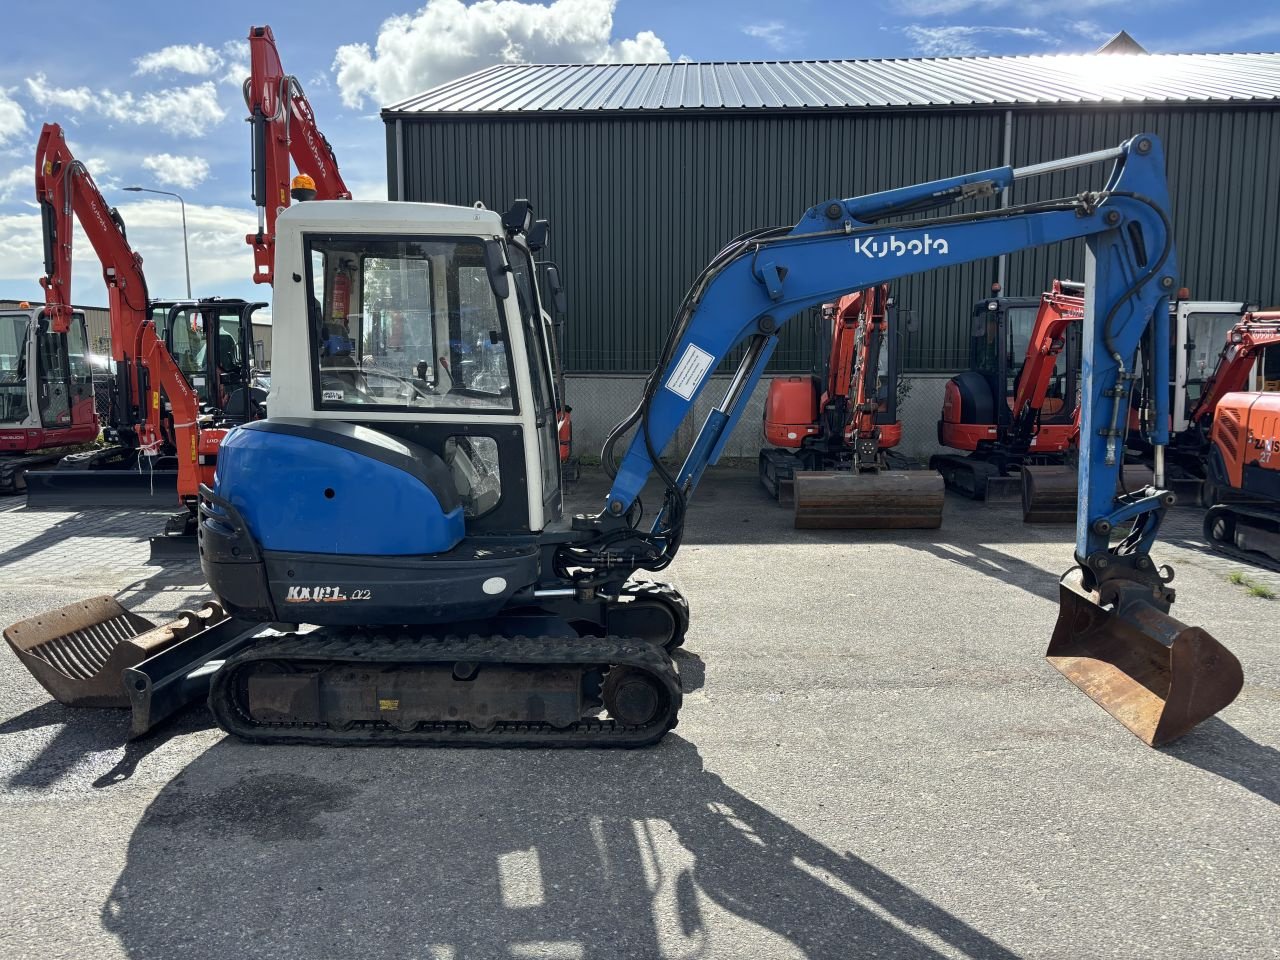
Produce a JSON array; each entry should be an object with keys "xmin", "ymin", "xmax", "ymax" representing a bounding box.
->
[
  {"xmin": 1048, "ymin": 572, "xmax": 1243, "ymax": 746},
  {"xmin": 4, "ymin": 596, "xmax": 228, "ymax": 708}
]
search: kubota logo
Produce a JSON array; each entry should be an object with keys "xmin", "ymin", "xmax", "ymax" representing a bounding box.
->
[{"xmin": 853, "ymin": 233, "xmax": 949, "ymax": 259}]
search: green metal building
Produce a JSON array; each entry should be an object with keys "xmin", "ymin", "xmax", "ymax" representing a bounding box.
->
[{"xmin": 382, "ymin": 51, "xmax": 1280, "ymax": 455}]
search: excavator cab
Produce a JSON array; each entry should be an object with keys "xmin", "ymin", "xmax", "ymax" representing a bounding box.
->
[
  {"xmin": 932, "ymin": 284, "xmax": 1083, "ymax": 504},
  {"xmin": 164, "ymin": 299, "xmax": 268, "ymax": 423},
  {"xmin": 0, "ymin": 306, "xmax": 97, "ymax": 462}
]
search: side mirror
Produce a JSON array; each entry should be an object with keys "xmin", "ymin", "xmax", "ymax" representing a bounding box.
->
[
  {"xmin": 527, "ymin": 219, "xmax": 550, "ymax": 252},
  {"xmin": 545, "ymin": 264, "xmax": 567, "ymax": 316},
  {"xmin": 484, "ymin": 240, "xmax": 511, "ymax": 301}
]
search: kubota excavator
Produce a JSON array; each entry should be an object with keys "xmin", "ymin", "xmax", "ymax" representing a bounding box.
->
[
  {"xmin": 759, "ymin": 284, "xmax": 943, "ymax": 527},
  {"xmin": 7, "ymin": 135, "xmax": 1244, "ymax": 750},
  {"xmin": 0, "ymin": 302, "xmax": 98, "ymax": 493},
  {"xmin": 1201, "ymin": 313, "xmax": 1280, "ymax": 569}
]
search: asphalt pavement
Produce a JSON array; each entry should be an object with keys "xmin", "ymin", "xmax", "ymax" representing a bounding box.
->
[{"xmin": 0, "ymin": 470, "xmax": 1276, "ymax": 960}]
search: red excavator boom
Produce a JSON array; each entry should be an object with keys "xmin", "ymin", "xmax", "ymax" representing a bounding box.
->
[
  {"xmin": 244, "ymin": 24, "xmax": 351, "ymax": 285},
  {"xmin": 35, "ymin": 123, "xmax": 201, "ymax": 502}
]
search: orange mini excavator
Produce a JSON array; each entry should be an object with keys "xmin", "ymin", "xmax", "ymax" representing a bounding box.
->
[
  {"xmin": 1201, "ymin": 312, "xmax": 1280, "ymax": 569},
  {"xmin": 760, "ymin": 284, "xmax": 943, "ymax": 527}
]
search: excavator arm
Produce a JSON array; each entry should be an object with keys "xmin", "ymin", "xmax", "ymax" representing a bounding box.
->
[
  {"xmin": 35, "ymin": 122, "xmax": 201, "ymax": 497},
  {"xmin": 828, "ymin": 284, "xmax": 892, "ymax": 466},
  {"xmin": 604, "ymin": 139, "xmax": 1174, "ymax": 563},
  {"xmin": 1007, "ymin": 280, "xmax": 1085, "ymax": 445},
  {"xmin": 592, "ymin": 134, "xmax": 1241, "ymax": 745},
  {"xmin": 244, "ymin": 24, "xmax": 351, "ymax": 285}
]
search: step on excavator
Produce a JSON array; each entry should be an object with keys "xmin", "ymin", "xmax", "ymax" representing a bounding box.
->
[
  {"xmin": 7, "ymin": 135, "xmax": 1244, "ymax": 748},
  {"xmin": 1201, "ymin": 314, "xmax": 1280, "ymax": 569},
  {"xmin": 759, "ymin": 284, "xmax": 943, "ymax": 527},
  {"xmin": 0, "ymin": 302, "xmax": 98, "ymax": 493}
]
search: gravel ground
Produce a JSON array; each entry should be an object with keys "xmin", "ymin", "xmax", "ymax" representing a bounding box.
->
[{"xmin": 0, "ymin": 470, "xmax": 1276, "ymax": 960}]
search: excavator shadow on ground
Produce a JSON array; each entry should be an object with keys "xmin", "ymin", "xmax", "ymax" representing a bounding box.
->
[{"xmin": 101, "ymin": 735, "xmax": 1022, "ymax": 960}]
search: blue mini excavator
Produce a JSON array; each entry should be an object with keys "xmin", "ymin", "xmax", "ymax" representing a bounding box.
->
[{"xmin": 7, "ymin": 134, "xmax": 1243, "ymax": 749}]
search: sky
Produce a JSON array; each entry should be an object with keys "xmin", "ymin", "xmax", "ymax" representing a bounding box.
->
[{"xmin": 0, "ymin": 0, "xmax": 1276, "ymax": 313}]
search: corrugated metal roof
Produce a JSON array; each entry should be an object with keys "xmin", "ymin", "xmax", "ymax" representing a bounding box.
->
[{"xmin": 384, "ymin": 52, "xmax": 1280, "ymax": 115}]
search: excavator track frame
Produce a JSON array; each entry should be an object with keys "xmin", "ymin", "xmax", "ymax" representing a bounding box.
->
[
  {"xmin": 1203, "ymin": 503, "xmax": 1280, "ymax": 573},
  {"xmin": 209, "ymin": 632, "xmax": 681, "ymax": 748}
]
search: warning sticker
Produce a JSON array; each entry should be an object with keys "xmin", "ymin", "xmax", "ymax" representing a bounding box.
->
[
  {"xmin": 664, "ymin": 343, "xmax": 715, "ymax": 400},
  {"xmin": 322, "ymin": 389, "xmax": 344, "ymax": 401}
]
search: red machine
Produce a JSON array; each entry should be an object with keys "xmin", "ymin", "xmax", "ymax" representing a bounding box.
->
[
  {"xmin": 760, "ymin": 285, "xmax": 943, "ymax": 527},
  {"xmin": 36, "ymin": 124, "xmax": 210, "ymax": 508},
  {"xmin": 1200, "ymin": 313, "xmax": 1280, "ymax": 569},
  {"xmin": 931, "ymin": 281, "xmax": 1085, "ymax": 515},
  {"xmin": 0, "ymin": 302, "xmax": 98, "ymax": 492},
  {"xmin": 244, "ymin": 24, "xmax": 351, "ymax": 285}
]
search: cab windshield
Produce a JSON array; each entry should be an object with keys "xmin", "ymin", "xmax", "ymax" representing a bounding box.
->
[
  {"xmin": 0, "ymin": 313, "xmax": 30, "ymax": 423},
  {"xmin": 1184, "ymin": 311, "xmax": 1243, "ymax": 403},
  {"xmin": 306, "ymin": 235, "xmax": 515, "ymax": 413}
]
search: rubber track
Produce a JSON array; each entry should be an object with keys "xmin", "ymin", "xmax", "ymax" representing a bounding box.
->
[
  {"xmin": 209, "ymin": 632, "xmax": 682, "ymax": 748},
  {"xmin": 0, "ymin": 453, "xmax": 59, "ymax": 495},
  {"xmin": 620, "ymin": 580, "xmax": 690, "ymax": 649},
  {"xmin": 1203, "ymin": 504, "xmax": 1280, "ymax": 574}
]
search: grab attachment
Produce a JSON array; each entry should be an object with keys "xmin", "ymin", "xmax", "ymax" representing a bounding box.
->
[{"xmin": 1048, "ymin": 570, "xmax": 1243, "ymax": 746}]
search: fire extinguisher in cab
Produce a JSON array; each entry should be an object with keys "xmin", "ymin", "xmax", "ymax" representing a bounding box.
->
[{"xmin": 331, "ymin": 264, "xmax": 350, "ymax": 320}]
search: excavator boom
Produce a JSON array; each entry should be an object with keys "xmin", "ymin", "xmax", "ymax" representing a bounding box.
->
[{"xmin": 245, "ymin": 24, "xmax": 351, "ymax": 285}]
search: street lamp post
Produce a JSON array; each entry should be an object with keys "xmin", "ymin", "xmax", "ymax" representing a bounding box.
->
[{"xmin": 123, "ymin": 186, "xmax": 191, "ymax": 298}]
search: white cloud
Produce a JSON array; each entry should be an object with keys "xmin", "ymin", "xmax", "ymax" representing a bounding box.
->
[
  {"xmin": 141, "ymin": 153, "xmax": 211, "ymax": 189},
  {"xmin": 219, "ymin": 39, "xmax": 250, "ymax": 88},
  {"xmin": 26, "ymin": 72, "xmax": 226, "ymax": 137},
  {"xmin": 333, "ymin": 0, "xmax": 671, "ymax": 109},
  {"xmin": 0, "ymin": 167, "xmax": 29, "ymax": 203},
  {"xmin": 135, "ymin": 43, "xmax": 224, "ymax": 77},
  {"xmin": 0, "ymin": 200, "xmax": 260, "ymax": 300},
  {"xmin": 903, "ymin": 24, "xmax": 1055, "ymax": 56},
  {"xmin": 1065, "ymin": 20, "xmax": 1115, "ymax": 44},
  {"xmin": 26, "ymin": 73, "xmax": 94, "ymax": 112},
  {"xmin": 742, "ymin": 21, "xmax": 801, "ymax": 53},
  {"xmin": 0, "ymin": 90, "xmax": 25, "ymax": 146}
]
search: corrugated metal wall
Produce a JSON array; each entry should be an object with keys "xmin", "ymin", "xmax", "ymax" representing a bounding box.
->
[{"xmin": 389, "ymin": 105, "xmax": 1280, "ymax": 372}]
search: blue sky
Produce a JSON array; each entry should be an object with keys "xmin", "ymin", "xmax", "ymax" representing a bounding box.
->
[{"xmin": 1, "ymin": 0, "xmax": 1276, "ymax": 311}]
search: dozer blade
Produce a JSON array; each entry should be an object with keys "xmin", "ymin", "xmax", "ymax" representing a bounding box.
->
[
  {"xmin": 4, "ymin": 596, "xmax": 232, "ymax": 708},
  {"xmin": 792, "ymin": 470, "xmax": 944, "ymax": 529},
  {"xmin": 1048, "ymin": 573, "xmax": 1243, "ymax": 747},
  {"xmin": 1021, "ymin": 464, "xmax": 1156, "ymax": 524}
]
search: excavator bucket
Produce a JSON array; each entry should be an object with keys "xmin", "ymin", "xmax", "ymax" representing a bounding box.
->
[
  {"xmin": 792, "ymin": 470, "xmax": 945, "ymax": 529},
  {"xmin": 1021, "ymin": 464, "xmax": 1155, "ymax": 523},
  {"xmin": 1048, "ymin": 573, "xmax": 1243, "ymax": 746},
  {"xmin": 3, "ymin": 596, "xmax": 233, "ymax": 708}
]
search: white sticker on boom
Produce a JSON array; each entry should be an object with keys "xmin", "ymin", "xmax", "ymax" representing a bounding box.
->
[{"xmin": 665, "ymin": 344, "xmax": 715, "ymax": 400}]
